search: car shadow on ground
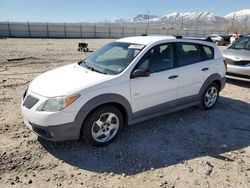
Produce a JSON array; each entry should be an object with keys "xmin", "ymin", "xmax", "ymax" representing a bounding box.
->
[
  {"xmin": 226, "ymin": 78, "xmax": 250, "ymax": 88},
  {"xmin": 39, "ymin": 96, "xmax": 250, "ymax": 175}
]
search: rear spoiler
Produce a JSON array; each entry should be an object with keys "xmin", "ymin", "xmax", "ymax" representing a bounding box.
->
[{"xmin": 176, "ymin": 35, "xmax": 213, "ymax": 43}]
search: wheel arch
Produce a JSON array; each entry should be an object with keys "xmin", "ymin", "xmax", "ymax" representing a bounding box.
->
[
  {"xmin": 212, "ymin": 79, "xmax": 222, "ymax": 91},
  {"xmin": 84, "ymin": 102, "xmax": 129, "ymax": 126},
  {"xmin": 198, "ymin": 73, "xmax": 226, "ymax": 99},
  {"xmin": 74, "ymin": 93, "xmax": 133, "ymax": 138}
]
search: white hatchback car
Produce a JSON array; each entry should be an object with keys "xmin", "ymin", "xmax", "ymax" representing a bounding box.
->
[{"xmin": 21, "ymin": 36, "xmax": 226, "ymax": 146}]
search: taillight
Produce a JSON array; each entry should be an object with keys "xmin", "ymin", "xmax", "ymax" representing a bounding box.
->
[{"xmin": 223, "ymin": 59, "xmax": 228, "ymax": 71}]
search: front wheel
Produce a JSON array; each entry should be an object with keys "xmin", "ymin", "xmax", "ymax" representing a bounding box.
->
[
  {"xmin": 201, "ymin": 83, "xmax": 219, "ymax": 110},
  {"xmin": 82, "ymin": 106, "xmax": 124, "ymax": 146}
]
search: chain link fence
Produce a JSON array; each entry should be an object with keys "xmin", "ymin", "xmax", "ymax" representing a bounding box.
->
[{"xmin": 0, "ymin": 21, "xmax": 249, "ymax": 39}]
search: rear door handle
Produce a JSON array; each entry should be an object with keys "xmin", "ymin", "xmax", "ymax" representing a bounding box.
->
[
  {"xmin": 201, "ymin": 67, "xmax": 209, "ymax": 71},
  {"xmin": 168, "ymin": 75, "xmax": 178, "ymax": 79}
]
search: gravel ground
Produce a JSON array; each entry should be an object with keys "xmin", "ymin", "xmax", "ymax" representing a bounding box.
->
[{"xmin": 0, "ymin": 38, "xmax": 250, "ymax": 188}]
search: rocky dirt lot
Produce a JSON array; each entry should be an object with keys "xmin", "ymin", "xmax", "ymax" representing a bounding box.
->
[{"xmin": 0, "ymin": 38, "xmax": 249, "ymax": 188}]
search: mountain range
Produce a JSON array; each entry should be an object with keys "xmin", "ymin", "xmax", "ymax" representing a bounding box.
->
[
  {"xmin": 225, "ymin": 9, "xmax": 250, "ymax": 23},
  {"xmin": 115, "ymin": 9, "xmax": 250, "ymax": 25}
]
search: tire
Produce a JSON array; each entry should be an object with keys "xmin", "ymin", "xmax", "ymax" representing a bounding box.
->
[
  {"xmin": 200, "ymin": 83, "xmax": 219, "ymax": 110},
  {"xmin": 81, "ymin": 105, "xmax": 124, "ymax": 147}
]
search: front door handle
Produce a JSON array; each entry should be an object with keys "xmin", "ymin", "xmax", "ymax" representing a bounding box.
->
[
  {"xmin": 201, "ymin": 67, "xmax": 209, "ymax": 71},
  {"xmin": 168, "ymin": 75, "xmax": 178, "ymax": 79}
]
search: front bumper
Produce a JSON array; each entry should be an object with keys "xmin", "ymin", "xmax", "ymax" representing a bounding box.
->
[
  {"xmin": 227, "ymin": 65, "xmax": 250, "ymax": 82},
  {"xmin": 23, "ymin": 118, "xmax": 81, "ymax": 141},
  {"xmin": 21, "ymin": 91, "xmax": 86, "ymax": 141}
]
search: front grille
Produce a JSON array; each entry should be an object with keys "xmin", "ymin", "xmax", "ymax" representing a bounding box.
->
[
  {"xmin": 237, "ymin": 61, "xmax": 250, "ymax": 66},
  {"xmin": 23, "ymin": 95, "xmax": 39, "ymax": 109},
  {"xmin": 225, "ymin": 58, "xmax": 250, "ymax": 66}
]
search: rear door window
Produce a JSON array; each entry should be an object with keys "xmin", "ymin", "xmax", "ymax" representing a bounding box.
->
[{"xmin": 176, "ymin": 43, "xmax": 202, "ymax": 67}]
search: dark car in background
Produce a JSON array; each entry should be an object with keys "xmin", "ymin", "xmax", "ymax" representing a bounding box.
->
[
  {"xmin": 223, "ymin": 35, "xmax": 250, "ymax": 82},
  {"xmin": 220, "ymin": 34, "xmax": 245, "ymax": 46},
  {"xmin": 220, "ymin": 35, "xmax": 231, "ymax": 45}
]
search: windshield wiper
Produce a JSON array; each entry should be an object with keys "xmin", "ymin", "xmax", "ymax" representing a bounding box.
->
[
  {"xmin": 83, "ymin": 61, "xmax": 108, "ymax": 74},
  {"xmin": 82, "ymin": 61, "xmax": 92, "ymax": 70}
]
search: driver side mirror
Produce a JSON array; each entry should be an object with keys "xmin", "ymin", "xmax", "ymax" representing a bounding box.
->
[{"xmin": 131, "ymin": 68, "xmax": 150, "ymax": 79}]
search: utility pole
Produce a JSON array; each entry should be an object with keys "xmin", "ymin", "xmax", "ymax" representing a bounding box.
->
[
  {"xmin": 147, "ymin": 11, "xmax": 150, "ymax": 30},
  {"xmin": 122, "ymin": 22, "xmax": 124, "ymax": 37},
  {"xmin": 165, "ymin": 16, "xmax": 168, "ymax": 30},
  {"xmin": 231, "ymin": 14, "xmax": 235, "ymax": 32},
  {"xmin": 80, "ymin": 22, "xmax": 83, "ymax": 38},
  {"xmin": 64, "ymin": 22, "xmax": 67, "ymax": 38},
  {"xmin": 109, "ymin": 22, "xmax": 111, "ymax": 38},
  {"xmin": 27, "ymin": 21, "xmax": 31, "ymax": 37},
  {"xmin": 47, "ymin": 22, "xmax": 49, "ymax": 38},
  {"xmin": 7, "ymin": 20, "xmax": 11, "ymax": 37},
  {"xmin": 146, "ymin": 11, "xmax": 150, "ymax": 35},
  {"xmin": 181, "ymin": 14, "xmax": 184, "ymax": 30},
  {"xmin": 244, "ymin": 15, "xmax": 248, "ymax": 33},
  {"xmin": 196, "ymin": 18, "xmax": 198, "ymax": 30}
]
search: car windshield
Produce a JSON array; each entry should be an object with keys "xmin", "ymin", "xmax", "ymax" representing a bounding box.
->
[
  {"xmin": 81, "ymin": 42, "xmax": 144, "ymax": 75},
  {"xmin": 229, "ymin": 37, "xmax": 250, "ymax": 50}
]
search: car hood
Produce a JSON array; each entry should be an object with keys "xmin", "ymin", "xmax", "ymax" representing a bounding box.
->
[
  {"xmin": 29, "ymin": 63, "xmax": 112, "ymax": 97},
  {"xmin": 222, "ymin": 48, "xmax": 250, "ymax": 61}
]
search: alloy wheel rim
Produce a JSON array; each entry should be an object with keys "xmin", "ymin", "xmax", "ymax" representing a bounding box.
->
[
  {"xmin": 204, "ymin": 86, "xmax": 218, "ymax": 108},
  {"xmin": 91, "ymin": 112, "xmax": 119, "ymax": 143}
]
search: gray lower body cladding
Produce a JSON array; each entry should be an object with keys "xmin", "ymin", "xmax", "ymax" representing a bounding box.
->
[{"xmin": 27, "ymin": 121, "xmax": 82, "ymax": 141}]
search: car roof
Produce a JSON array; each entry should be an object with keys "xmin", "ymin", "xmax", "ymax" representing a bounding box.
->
[{"xmin": 116, "ymin": 36, "xmax": 176, "ymax": 45}]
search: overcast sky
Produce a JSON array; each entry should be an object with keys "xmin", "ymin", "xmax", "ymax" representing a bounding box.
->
[{"xmin": 0, "ymin": 0, "xmax": 249, "ymax": 22}]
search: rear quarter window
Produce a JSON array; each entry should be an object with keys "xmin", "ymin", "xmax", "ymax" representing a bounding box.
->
[{"xmin": 201, "ymin": 45, "xmax": 214, "ymax": 60}]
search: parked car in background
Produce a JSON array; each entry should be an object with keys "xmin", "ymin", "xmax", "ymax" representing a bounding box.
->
[
  {"xmin": 208, "ymin": 34, "xmax": 225, "ymax": 45},
  {"xmin": 220, "ymin": 35, "xmax": 231, "ymax": 46},
  {"xmin": 213, "ymin": 34, "xmax": 245, "ymax": 46},
  {"xmin": 225, "ymin": 33, "xmax": 245, "ymax": 45},
  {"xmin": 223, "ymin": 35, "xmax": 250, "ymax": 82},
  {"xmin": 21, "ymin": 36, "xmax": 226, "ymax": 146}
]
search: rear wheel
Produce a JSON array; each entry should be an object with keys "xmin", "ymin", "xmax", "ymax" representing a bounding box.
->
[
  {"xmin": 201, "ymin": 83, "xmax": 219, "ymax": 110},
  {"xmin": 82, "ymin": 106, "xmax": 124, "ymax": 146}
]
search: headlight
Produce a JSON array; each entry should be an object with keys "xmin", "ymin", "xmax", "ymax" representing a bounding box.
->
[{"xmin": 42, "ymin": 95, "xmax": 80, "ymax": 112}]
